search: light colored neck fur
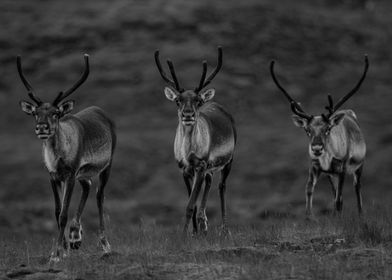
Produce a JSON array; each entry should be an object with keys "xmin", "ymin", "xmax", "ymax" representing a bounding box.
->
[
  {"xmin": 310, "ymin": 124, "xmax": 348, "ymax": 171},
  {"xmin": 42, "ymin": 121, "xmax": 79, "ymax": 173},
  {"xmin": 174, "ymin": 118, "xmax": 210, "ymax": 166},
  {"xmin": 176, "ymin": 123, "xmax": 197, "ymax": 160},
  {"xmin": 310, "ymin": 146, "xmax": 333, "ymax": 171}
]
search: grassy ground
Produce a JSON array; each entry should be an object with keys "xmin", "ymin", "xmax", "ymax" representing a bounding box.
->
[
  {"xmin": 1, "ymin": 209, "xmax": 392, "ymax": 279},
  {"xmin": 1, "ymin": 0, "xmax": 392, "ymax": 278}
]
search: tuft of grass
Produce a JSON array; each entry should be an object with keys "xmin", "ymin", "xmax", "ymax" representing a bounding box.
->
[{"xmin": 359, "ymin": 220, "xmax": 384, "ymax": 246}]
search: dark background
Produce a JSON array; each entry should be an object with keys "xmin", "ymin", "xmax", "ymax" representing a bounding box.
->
[{"xmin": 0, "ymin": 0, "xmax": 391, "ymax": 235}]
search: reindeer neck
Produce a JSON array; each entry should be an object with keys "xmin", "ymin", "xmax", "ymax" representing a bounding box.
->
[
  {"xmin": 43, "ymin": 126, "xmax": 62, "ymax": 154},
  {"xmin": 179, "ymin": 121, "xmax": 198, "ymax": 150},
  {"xmin": 175, "ymin": 117, "xmax": 209, "ymax": 166},
  {"xmin": 42, "ymin": 119, "xmax": 76, "ymax": 158}
]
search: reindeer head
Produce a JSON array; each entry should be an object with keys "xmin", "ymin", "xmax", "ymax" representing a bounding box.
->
[
  {"xmin": 291, "ymin": 110, "xmax": 346, "ymax": 157},
  {"xmin": 18, "ymin": 54, "xmax": 89, "ymax": 140},
  {"xmin": 155, "ymin": 47, "xmax": 222, "ymax": 126},
  {"xmin": 270, "ymin": 56, "xmax": 369, "ymax": 158}
]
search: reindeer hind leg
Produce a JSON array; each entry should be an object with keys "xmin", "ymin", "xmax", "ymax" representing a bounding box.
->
[
  {"xmin": 97, "ymin": 164, "xmax": 112, "ymax": 253},
  {"xmin": 353, "ymin": 165, "xmax": 363, "ymax": 215},
  {"xmin": 218, "ymin": 160, "xmax": 233, "ymax": 236},
  {"xmin": 328, "ymin": 175, "xmax": 338, "ymax": 215},
  {"xmin": 335, "ymin": 172, "xmax": 346, "ymax": 213}
]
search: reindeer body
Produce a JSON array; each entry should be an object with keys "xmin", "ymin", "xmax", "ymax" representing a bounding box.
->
[
  {"xmin": 174, "ymin": 102, "xmax": 236, "ymax": 171},
  {"xmin": 18, "ymin": 54, "xmax": 116, "ymax": 262},
  {"xmin": 155, "ymin": 47, "xmax": 236, "ymax": 235},
  {"xmin": 43, "ymin": 106, "xmax": 116, "ymax": 180},
  {"xmin": 270, "ymin": 56, "xmax": 369, "ymax": 217}
]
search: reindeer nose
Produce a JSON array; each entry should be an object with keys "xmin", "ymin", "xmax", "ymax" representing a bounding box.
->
[
  {"xmin": 36, "ymin": 123, "xmax": 49, "ymax": 132},
  {"xmin": 311, "ymin": 144, "xmax": 324, "ymax": 154},
  {"xmin": 182, "ymin": 110, "xmax": 195, "ymax": 119}
]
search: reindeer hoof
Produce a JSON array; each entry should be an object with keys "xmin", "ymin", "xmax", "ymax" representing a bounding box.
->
[
  {"xmin": 219, "ymin": 226, "xmax": 231, "ymax": 239},
  {"xmin": 49, "ymin": 255, "xmax": 60, "ymax": 264},
  {"xmin": 305, "ymin": 215, "xmax": 318, "ymax": 223},
  {"xmin": 102, "ymin": 243, "xmax": 111, "ymax": 254},
  {"xmin": 99, "ymin": 235, "xmax": 111, "ymax": 254},
  {"xmin": 197, "ymin": 217, "xmax": 208, "ymax": 236},
  {"xmin": 70, "ymin": 241, "xmax": 82, "ymax": 250},
  {"xmin": 69, "ymin": 220, "xmax": 83, "ymax": 250}
]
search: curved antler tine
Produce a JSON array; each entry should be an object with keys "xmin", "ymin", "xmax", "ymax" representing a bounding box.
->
[
  {"xmin": 324, "ymin": 94, "xmax": 334, "ymax": 116},
  {"xmin": 196, "ymin": 60, "xmax": 207, "ymax": 92},
  {"xmin": 16, "ymin": 56, "xmax": 42, "ymax": 105},
  {"xmin": 327, "ymin": 94, "xmax": 333, "ymax": 109},
  {"xmin": 167, "ymin": 60, "xmax": 181, "ymax": 91},
  {"xmin": 154, "ymin": 50, "xmax": 182, "ymax": 91},
  {"xmin": 55, "ymin": 54, "xmax": 90, "ymax": 104},
  {"xmin": 155, "ymin": 50, "xmax": 173, "ymax": 84},
  {"xmin": 332, "ymin": 55, "xmax": 369, "ymax": 112},
  {"xmin": 199, "ymin": 46, "xmax": 223, "ymax": 90},
  {"xmin": 16, "ymin": 56, "xmax": 33, "ymax": 92},
  {"xmin": 52, "ymin": 91, "xmax": 64, "ymax": 106},
  {"xmin": 321, "ymin": 113, "xmax": 330, "ymax": 123},
  {"xmin": 28, "ymin": 92, "xmax": 42, "ymax": 104},
  {"xmin": 271, "ymin": 60, "xmax": 312, "ymax": 120},
  {"xmin": 291, "ymin": 102, "xmax": 313, "ymax": 120},
  {"xmin": 270, "ymin": 60, "xmax": 296, "ymax": 104}
]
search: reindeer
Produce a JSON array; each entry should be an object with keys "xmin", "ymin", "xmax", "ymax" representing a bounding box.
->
[
  {"xmin": 17, "ymin": 54, "xmax": 116, "ymax": 262},
  {"xmin": 270, "ymin": 56, "xmax": 368, "ymax": 219},
  {"xmin": 155, "ymin": 47, "xmax": 236, "ymax": 235}
]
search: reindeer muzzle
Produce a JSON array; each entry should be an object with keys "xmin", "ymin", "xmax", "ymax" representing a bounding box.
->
[
  {"xmin": 311, "ymin": 144, "xmax": 324, "ymax": 157},
  {"xmin": 35, "ymin": 123, "xmax": 51, "ymax": 139},
  {"xmin": 181, "ymin": 112, "xmax": 195, "ymax": 126}
]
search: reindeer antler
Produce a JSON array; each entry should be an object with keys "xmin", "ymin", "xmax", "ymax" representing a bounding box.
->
[
  {"xmin": 16, "ymin": 56, "xmax": 42, "ymax": 105},
  {"xmin": 195, "ymin": 46, "xmax": 223, "ymax": 92},
  {"xmin": 323, "ymin": 55, "xmax": 369, "ymax": 118},
  {"xmin": 154, "ymin": 50, "xmax": 183, "ymax": 92},
  {"xmin": 270, "ymin": 60, "xmax": 313, "ymax": 121},
  {"xmin": 53, "ymin": 54, "xmax": 90, "ymax": 106}
]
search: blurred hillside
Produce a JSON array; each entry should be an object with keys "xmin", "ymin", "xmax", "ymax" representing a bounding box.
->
[{"xmin": 0, "ymin": 0, "xmax": 392, "ymax": 234}]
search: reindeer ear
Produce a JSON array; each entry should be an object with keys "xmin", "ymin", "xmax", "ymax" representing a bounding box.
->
[
  {"xmin": 200, "ymin": 88, "xmax": 215, "ymax": 102},
  {"xmin": 164, "ymin": 87, "xmax": 178, "ymax": 101},
  {"xmin": 292, "ymin": 115, "xmax": 307, "ymax": 128},
  {"xmin": 58, "ymin": 100, "xmax": 74, "ymax": 115},
  {"xmin": 20, "ymin": 100, "xmax": 36, "ymax": 115},
  {"xmin": 330, "ymin": 112, "xmax": 345, "ymax": 126}
]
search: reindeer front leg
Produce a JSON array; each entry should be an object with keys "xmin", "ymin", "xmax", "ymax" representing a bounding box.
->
[
  {"xmin": 305, "ymin": 164, "xmax": 320, "ymax": 220},
  {"xmin": 183, "ymin": 170, "xmax": 198, "ymax": 234},
  {"xmin": 198, "ymin": 172, "xmax": 212, "ymax": 235},
  {"xmin": 50, "ymin": 175, "xmax": 67, "ymax": 250},
  {"xmin": 183, "ymin": 163, "xmax": 206, "ymax": 236},
  {"xmin": 69, "ymin": 179, "xmax": 91, "ymax": 250},
  {"xmin": 50, "ymin": 175, "xmax": 75, "ymax": 263}
]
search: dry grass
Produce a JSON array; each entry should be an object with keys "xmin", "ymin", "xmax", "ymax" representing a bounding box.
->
[{"xmin": 1, "ymin": 208, "xmax": 392, "ymax": 279}]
